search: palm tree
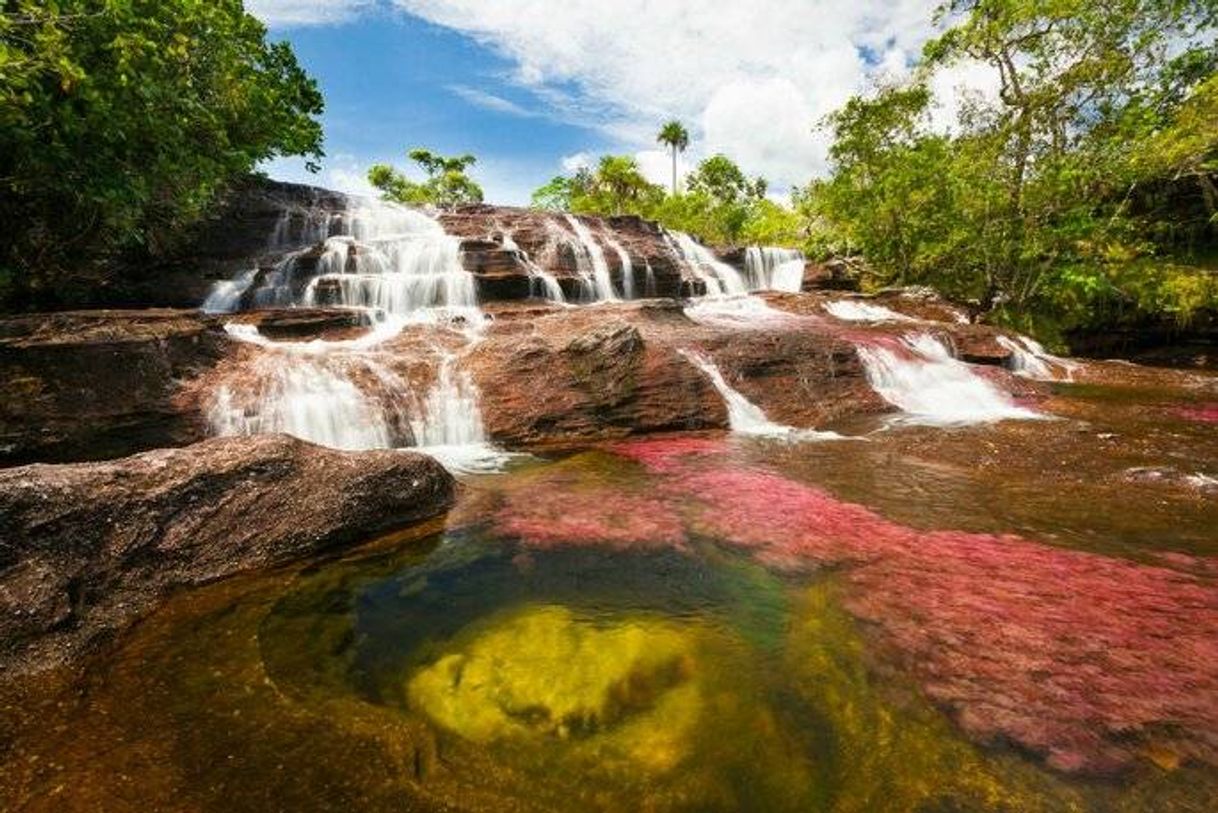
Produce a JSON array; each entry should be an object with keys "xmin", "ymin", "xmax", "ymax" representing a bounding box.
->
[{"xmin": 657, "ymin": 120, "xmax": 689, "ymax": 196}]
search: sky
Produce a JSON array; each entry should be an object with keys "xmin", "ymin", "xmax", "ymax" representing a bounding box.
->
[{"xmin": 249, "ymin": 0, "xmax": 973, "ymax": 205}]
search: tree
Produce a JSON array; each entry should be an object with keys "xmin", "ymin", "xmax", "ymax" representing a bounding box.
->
[
  {"xmin": 657, "ymin": 120, "xmax": 690, "ymax": 195},
  {"xmin": 809, "ymin": 0, "xmax": 1218, "ymax": 340},
  {"xmin": 368, "ymin": 148, "xmax": 484, "ymax": 208},
  {"xmin": 0, "ymin": 0, "xmax": 324, "ymax": 309}
]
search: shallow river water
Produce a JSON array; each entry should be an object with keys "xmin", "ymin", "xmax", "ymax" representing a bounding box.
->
[{"xmin": 2, "ymin": 371, "xmax": 1216, "ymax": 812}]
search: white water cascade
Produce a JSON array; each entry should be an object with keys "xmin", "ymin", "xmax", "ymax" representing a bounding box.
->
[
  {"xmin": 606, "ymin": 235, "xmax": 635, "ymax": 300},
  {"xmin": 823, "ymin": 300, "xmax": 916, "ymax": 323},
  {"xmin": 680, "ymin": 350, "xmax": 843, "ymax": 440},
  {"xmin": 857, "ymin": 334, "xmax": 1043, "ymax": 426},
  {"xmin": 744, "ymin": 247, "xmax": 805, "ymax": 293},
  {"xmin": 206, "ymin": 334, "xmax": 414, "ymax": 452},
  {"xmin": 205, "ymin": 200, "xmax": 483, "ymax": 328},
  {"xmin": 502, "ymin": 231, "xmax": 565, "ymax": 302},
  {"xmin": 202, "ymin": 197, "xmax": 513, "ymax": 470},
  {"xmin": 997, "ymin": 335, "xmax": 1078, "ymax": 381},
  {"xmin": 665, "ymin": 230, "xmax": 747, "ymax": 296},
  {"xmin": 563, "ymin": 214, "xmax": 619, "ymax": 302}
]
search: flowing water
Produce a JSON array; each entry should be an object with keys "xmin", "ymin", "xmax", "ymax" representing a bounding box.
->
[
  {"xmin": 8, "ymin": 198, "xmax": 1215, "ymax": 811},
  {"xmin": 744, "ymin": 246, "xmax": 805, "ymax": 293},
  {"xmin": 200, "ymin": 197, "xmax": 506, "ymax": 468},
  {"xmin": 562, "ymin": 215, "xmax": 619, "ymax": 302},
  {"xmin": 857, "ymin": 333, "xmax": 1045, "ymax": 425},
  {"xmin": 823, "ymin": 300, "xmax": 916, "ymax": 323},
  {"xmin": 5, "ymin": 369, "xmax": 1216, "ymax": 812}
]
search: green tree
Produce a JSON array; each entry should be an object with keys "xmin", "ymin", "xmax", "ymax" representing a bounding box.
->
[
  {"xmin": 368, "ymin": 148, "xmax": 484, "ymax": 208},
  {"xmin": 810, "ymin": 0, "xmax": 1218, "ymax": 338},
  {"xmin": 0, "ymin": 0, "xmax": 325, "ymax": 309},
  {"xmin": 657, "ymin": 120, "xmax": 690, "ymax": 195}
]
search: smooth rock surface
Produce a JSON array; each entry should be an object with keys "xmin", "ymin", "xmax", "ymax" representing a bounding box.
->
[{"xmin": 0, "ymin": 434, "xmax": 456, "ymax": 676}]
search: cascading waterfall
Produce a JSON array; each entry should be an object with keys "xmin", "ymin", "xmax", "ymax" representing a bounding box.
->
[
  {"xmin": 680, "ymin": 349, "xmax": 843, "ymax": 440},
  {"xmin": 997, "ymin": 335, "xmax": 1077, "ymax": 381},
  {"xmin": 744, "ymin": 247, "xmax": 805, "ymax": 293},
  {"xmin": 665, "ymin": 230, "xmax": 747, "ymax": 296},
  {"xmin": 562, "ymin": 214, "xmax": 619, "ymax": 302},
  {"xmin": 202, "ymin": 196, "xmax": 510, "ymax": 470},
  {"xmin": 857, "ymin": 333, "xmax": 1042, "ymax": 426},
  {"xmin": 502, "ymin": 231, "xmax": 565, "ymax": 302},
  {"xmin": 823, "ymin": 300, "xmax": 916, "ymax": 323},
  {"xmin": 207, "ymin": 360, "xmax": 399, "ymax": 451},
  {"xmin": 605, "ymin": 235, "xmax": 635, "ymax": 300}
]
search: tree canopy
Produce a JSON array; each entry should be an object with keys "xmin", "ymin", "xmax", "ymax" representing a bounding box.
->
[
  {"xmin": 368, "ymin": 148, "xmax": 485, "ymax": 208},
  {"xmin": 0, "ymin": 0, "xmax": 324, "ymax": 309},
  {"xmin": 808, "ymin": 0, "xmax": 1218, "ymax": 340}
]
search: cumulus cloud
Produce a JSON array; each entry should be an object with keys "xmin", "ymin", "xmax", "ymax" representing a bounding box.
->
[
  {"xmin": 390, "ymin": 0, "xmax": 961, "ymax": 190},
  {"xmin": 247, "ymin": 0, "xmax": 377, "ymax": 27}
]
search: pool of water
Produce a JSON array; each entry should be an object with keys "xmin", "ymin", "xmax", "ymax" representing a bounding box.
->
[{"xmin": 2, "ymin": 373, "xmax": 1216, "ymax": 812}]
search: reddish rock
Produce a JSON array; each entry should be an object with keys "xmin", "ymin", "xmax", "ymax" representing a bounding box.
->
[
  {"xmin": 0, "ymin": 435, "xmax": 455, "ymax": 677},
  {"xmin": 0, "ymin": 310, "xmax": 228, "ymax": 465}
]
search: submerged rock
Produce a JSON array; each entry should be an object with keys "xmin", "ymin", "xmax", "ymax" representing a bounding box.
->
[
  {"xmin": 0, "ymin": 434, "xmax": 455, "ymax": 677},
  {"xmin": 408, "ymin": 604, "xmax": 698, "ymax": 760}
]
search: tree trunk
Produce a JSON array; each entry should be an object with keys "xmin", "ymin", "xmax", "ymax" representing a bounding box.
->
[{"xmin": 671, "ymin": 147, "xmax": 678, "ymax": 196}]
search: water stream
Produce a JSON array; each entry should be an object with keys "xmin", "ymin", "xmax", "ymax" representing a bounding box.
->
[{"xmin": 857, "ymin": 333, "xmax": 1044, "ymax": 425}]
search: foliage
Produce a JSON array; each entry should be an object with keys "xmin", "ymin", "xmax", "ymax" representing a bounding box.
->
[
  {"xmin": 0, "ymin": 0, "xmax": 324, "ymax": 310},
  {"xmin": 368, "ymin": 148, "xmax": 484, "ymax": 208},
  {"xmin": 808, "ymin": 0, "xmax": 1218, "ymax": 336},
  {"xmin": 531, "ymin": 151, "xmax": 802, "ymax": 248}
]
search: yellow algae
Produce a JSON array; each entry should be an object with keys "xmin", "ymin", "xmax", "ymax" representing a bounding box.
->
[{"xmin": 407, "ymin": 604, "xmax": 702, "ymax": 769}]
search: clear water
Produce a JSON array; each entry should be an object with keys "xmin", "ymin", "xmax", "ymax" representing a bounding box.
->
[{"xmin": 4, "ymin": 373, "xmax": 1216, "ymax": 813}]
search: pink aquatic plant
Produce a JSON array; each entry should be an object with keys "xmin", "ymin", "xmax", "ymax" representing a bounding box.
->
[
  {"xmin": 594, "ymin": 438, "xmax": 1218, "ymax": 776},
  {"xmin": 495, "ymin": 487, "xmax": 687, "ymax": 551},
  {"xmin": 607, "ymin": 435, "xmax": 729, "ymax": 473},
  {"xmin": 1173, "ymin": 403, "xmax": 1218, "ymax": 423}
]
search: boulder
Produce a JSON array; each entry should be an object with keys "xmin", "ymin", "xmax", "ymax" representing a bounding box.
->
[
  {"xmin": 0, "ymin": 309, "xmax": 228, "ymax": 466},
  {"xmin": 0, "ymin": 434, "xmax": 456, "ymax": 676}
]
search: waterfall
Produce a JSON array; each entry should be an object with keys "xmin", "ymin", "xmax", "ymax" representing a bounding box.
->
[
  {"xmin": 606, "ymin": 236, "xmax": 635, "ymax": 299},
  {"xmin": 206, "ymin": 350, "xmax": 412, "ymax": 451},
  {"xmin": 204, "ymin": 198, "xmax": 483, "ymax": 328},
  {"xmin": 997, "ymin": 335, "xmax": 1077, "ymax": 381},
  {"xmin": 202, "ymin": 268, "xmax": 258, "ymax": 314},
  {"xmin": 201, "ymin": 196, "xmax": 512, "ymax": 471},
  {"xmin": 823, "ymin": 300, "xmax": 916, "ymax": 323},
  {"xmin": 680, "ymin": 349, "xmax": 843, "ymax": 440},
  {"xmin": 562, "ymin": 215, "xmax": 618, "ymax": 302},
  {"xmin": 502, "ymin": 231, "xmax": 565, "ymax": 302},
  {"xmin": 411, "ymin": 351, "xmax": 514, "ymax": 472},
  {"xmin": 744, "ymin": 247, "xmax": 805, "ymax": 293},
  {"xmin": 857, "ymin": 334, "xmax": 1042, "ymax": 426},
  {"xmin": 664, "ymin": 230, "xmax": 747, "ymax": 296}
]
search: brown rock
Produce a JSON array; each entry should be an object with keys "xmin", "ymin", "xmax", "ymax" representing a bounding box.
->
[
  {"xmin": 0, "ymin": 310, "xmax": 228, "ymax": 466},
  {"xmin": 0, "ymin": 434, "xmax": 455, "ymax": 676}
]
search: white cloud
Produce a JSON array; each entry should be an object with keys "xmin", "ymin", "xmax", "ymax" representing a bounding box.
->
[
  {"xmin": 560, "ymin": 152, "xmax": 594, "ymax": 173},
  {"xmin": 448, "ymin": 85, "xmax": 537, "ymax": 117},
  {"xmin": 391, "ymin": 0, "xmax": 956, "ymax": 191},
  {"xmin": 247, "ymin": 0, "xmax": 377, "ymax": 27}
]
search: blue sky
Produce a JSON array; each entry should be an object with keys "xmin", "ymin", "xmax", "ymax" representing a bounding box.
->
[
  {"xmin": 251, "ymin": 1, "xmax": 972, "ymax": 205},
  {"xmin": 260, "ymin": 8, "xmax": 611, "ymax": 203}
]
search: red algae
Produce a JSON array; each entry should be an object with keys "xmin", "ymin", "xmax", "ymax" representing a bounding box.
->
[
  {"xmin": 1174, "ymin": 403, "xmax": 1218, "ymax": 423},
  {"xmin": 594, "ymin": 439, "xmax": 1218, "ymax": 776},
  {"xmin": 495, "ymin": 486, "xmax": 687, "ymax": 551},
  {"xmin": 607, "ymin": 436, "xmax": 729, "ymax": 473}
]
